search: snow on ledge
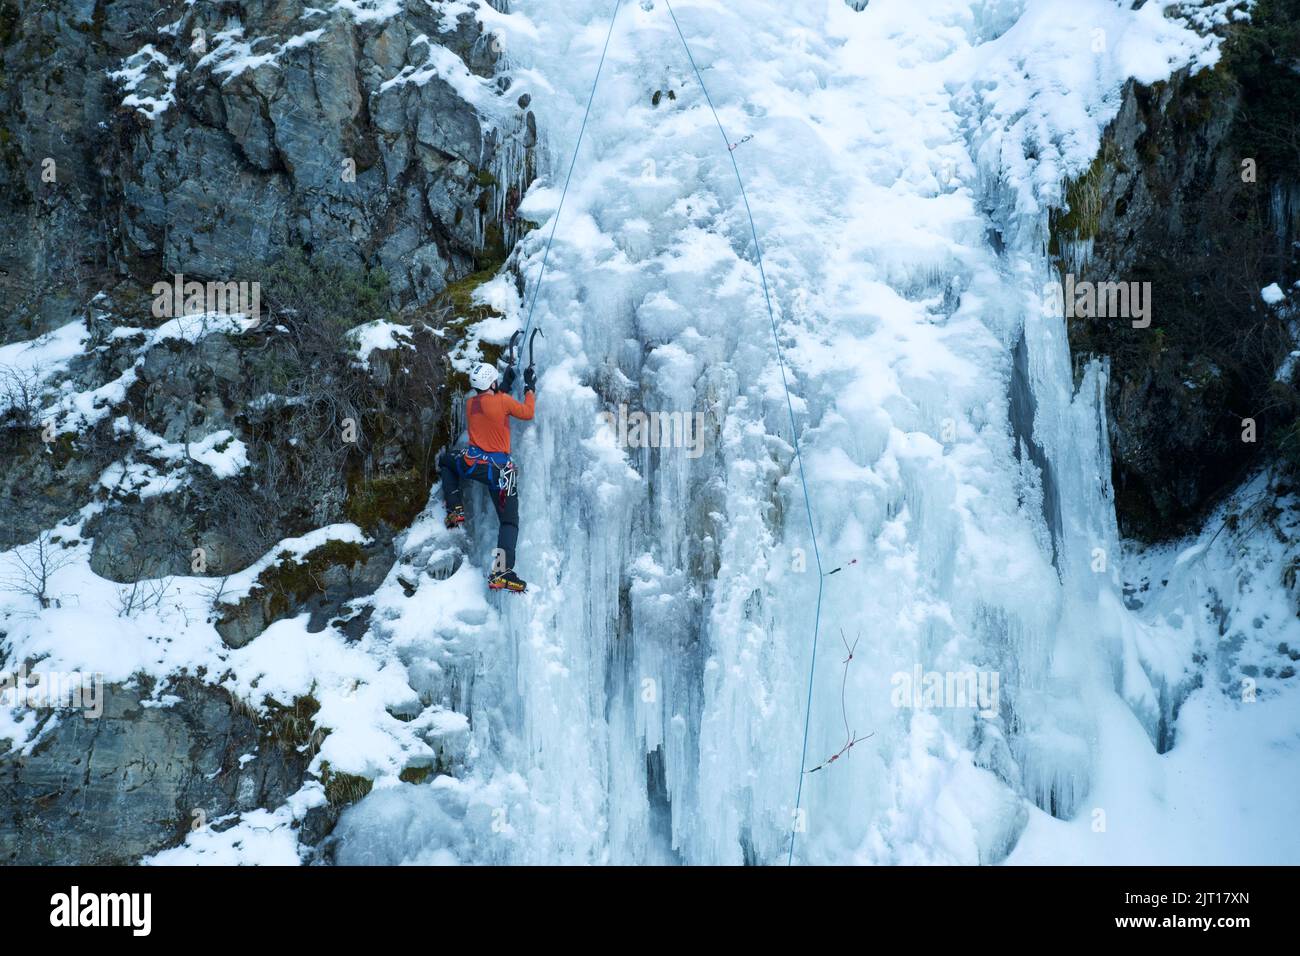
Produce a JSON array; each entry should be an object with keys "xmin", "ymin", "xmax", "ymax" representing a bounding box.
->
[
  {"xmin": 143, "ymin": 782, "xmax": 326, "ymax": 866},
  {"xmin": 379, "ymin": 33, "xmax": 500, "ymax": 112},
  {"xmin": 331, "ymin": 0, "xmax": 406, "ymax": 23},
  {"xmin": 348, "ymin": 319, "xmax": 415, "ymax": 367},
  {"xmin": 108, "ymin": 44, "xmax": 180, "ymax": 120},
  {"xmin": 217, "ymin": 523, "xmax": 372, "ymax": 605},
  {"xmin": 50, "ymin": 312, "xmax": 258, "ymax": 436},
  {"xmin": 0, "ymin": 320, "xmax": 88, "ymax": 417},
  {"xmin": 198, "ymin": 25, "xmax": 327, "ymax": 81}
]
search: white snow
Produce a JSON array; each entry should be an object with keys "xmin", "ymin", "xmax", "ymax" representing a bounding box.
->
[
  {"xmin": 0, "ymin": 510, "xmax": 445, "ymax": 849},
  {"xmin": 145, "ymin": 783, "xmax": 326, "ymax": 865},
  {"xmin": 187, "ymin": 430, "xmax": 250, "ymax": 479},
  {"xmin": 198, "ymin": 25, "xmax": 326, "ymax": 81},
  {"xmin": 216, "ymin": 523, "xmax": 370, "ymax": 604},
  {"xmin": 47, "ymin": 312, "xmax": 256, "ymax": 435},
  {"xmin": 1262, "ymin": 281, "xmax": 1286, "ymax": 305},
  {"xmin": 349, "ymin": 319, "xmax": 414, "ymax": 367},
  {"xmin": 0, "ymin": 320, "xmax": 88, "ymax": 417},
  {"xmin": 379, "ymin": 33, "xmax": 502, "ymax": 113},
  {"xmin": 331, "ymin": 0, "xmax": 405, "ymax": 24},
  {"xmin": 108, "ymin": 44, "xmax": 180, "ymax": 120},
  {"xmin": 1012, "ymin": 477, "xmax": 1300, "ymax": 864}
]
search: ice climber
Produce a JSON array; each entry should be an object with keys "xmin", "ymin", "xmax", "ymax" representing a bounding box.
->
[{"xmin": 439, "ymin": 358, "xmax": 536, "ymax": 593}]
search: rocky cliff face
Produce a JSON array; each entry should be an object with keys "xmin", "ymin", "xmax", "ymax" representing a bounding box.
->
[
  {"xmin": 1, "ymin": 0, "xmax": 533, "ymax": 334},
  {"xmin": 0, "ymin": 0, "xmax": 531, "ymax": 862},
  {"xmin": 0, "ymin": 678, "xmax": 322, "ymax": 865},
  {"xmin": 1059, "ymin": 0, "xmax": 1300, "ymax": 540}
]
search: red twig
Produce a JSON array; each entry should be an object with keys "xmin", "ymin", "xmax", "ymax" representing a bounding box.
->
[{"xmin": 804, "ymin": 630, "xmax": 874, "ymax": 774}]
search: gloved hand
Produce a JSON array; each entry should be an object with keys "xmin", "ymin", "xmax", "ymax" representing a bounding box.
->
[
  {"xmin": 524, "ymin": 366, "xmax": 537, "ymax": 392},
  {"xmin": 501, "ymin": 366, "xmax": 517, "ymax": 392}
]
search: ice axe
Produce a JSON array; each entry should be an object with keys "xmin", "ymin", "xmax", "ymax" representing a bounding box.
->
[
  {"xmin": 507, "ymin": 329, "xmax": 525, "ymax": 369},
  {"xmin": 505, "ymin": 327, "xmax": 543, "ymax": 394},
  {"xmin": 525, "ymin": 327, "xmax": 544, "ymax": 373},
  {"xmin": 520, "ymin": 327, "xmax": 543, "ymax": 394}
]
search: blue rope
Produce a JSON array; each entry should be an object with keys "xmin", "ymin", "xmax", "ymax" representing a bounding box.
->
[
  {"xmin": 514, "ymin": 0, "xmax": 623, "ymax": 395},
  {"xmin": 662, "ymin": 0, "xmax": 825, "ymax": 866}
]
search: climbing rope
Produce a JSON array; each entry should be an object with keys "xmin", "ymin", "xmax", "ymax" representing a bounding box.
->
[
  {"xmin": 803, "ymin": 631, "xmax": 873, "ymax": 774},
  {"xmin": 514, "ymin": 0, "xmax": 623, "ymax": 394},
  {"xmin": 513, "ymin": 0, "xmax": 832, "ymax": 865},
  {"xmin": 661, "ymin": 0, "xmax": 826, "ymax": 866}
]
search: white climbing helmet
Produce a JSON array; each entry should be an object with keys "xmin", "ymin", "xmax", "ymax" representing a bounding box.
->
[{"xmin": 469, "ymin": 362, "xmax": 499, "ymax": 391}]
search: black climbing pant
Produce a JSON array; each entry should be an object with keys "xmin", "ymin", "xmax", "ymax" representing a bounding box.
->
[{"xmin": 438, "ymin": 449, "xmax": 520, "ymax": 572}]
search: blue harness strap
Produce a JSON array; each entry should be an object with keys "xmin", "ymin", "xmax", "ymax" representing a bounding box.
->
[{"xmin": 462, "ymin": 445, "xmax": 515, "ymax": 489}]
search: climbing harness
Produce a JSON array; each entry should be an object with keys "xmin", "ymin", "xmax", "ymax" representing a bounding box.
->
[
  {"xmin": 803, "ymin": 632, "xmax": 874, "ymax": 774},
  {"xmin": 462, "ymin": 444, "xmax": 516, "ymax": 497},
  {"xmin": 497, "ymin": 459, "xmax": 519, "ymax": 503},
  {"xmin": 662, "ymin": 0, "xmax": 831, "ymax": 866}
]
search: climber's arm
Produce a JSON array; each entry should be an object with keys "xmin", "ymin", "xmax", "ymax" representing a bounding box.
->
[{"xmin": 506, "ymin": 390, "xmax": 535, "ymax": 421}]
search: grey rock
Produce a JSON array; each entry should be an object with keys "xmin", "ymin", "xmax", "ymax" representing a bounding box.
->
[
  {"xmin": 1061, "ymin": 60, "xmax": 1295, "ymax": 540},
  {"xmin": 411, "ymin": 78, "xmax": 484, "ymax": 164},
  {"xmin": 0, "ymin": 422, "xmax": 124, "ymax": 553},
  {"xmin": 223, "ymin": 92, "xmax": 279, "ymax": 172},
  {"xmin": 0, "ymin": 679, "xmax": 312, "ymax": 865},
  {"xmin": 2, "ymin": 0, "xmax": 534, "ymax": 325},
  {"xmin": 215, "ymin": 540, "xmax": 395, "ymax": 649}
]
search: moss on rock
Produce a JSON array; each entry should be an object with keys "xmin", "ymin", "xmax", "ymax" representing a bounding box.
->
[
  {"xmin": 262, "ymin": 694, "xmax": 325, "ymax": 757},
  {"xmin": 321, "ymin": 763, "xmax": 374, "ymax": 807},
  {"xmin": 257, "ymin": 540, "xmax": 367, "ymax": 619},
  {"xmin": 344, "ymin": 468, "xmax": 429, "ymax": 534},
  {"xmin": 398, "ymin": 765, "xmax": 433, "ymax": 785}
]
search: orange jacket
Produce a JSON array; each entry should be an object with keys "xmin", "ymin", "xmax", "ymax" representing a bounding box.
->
[{"xmin": 466, "ymin": 388, "xmax": 535, "ymax": 454}]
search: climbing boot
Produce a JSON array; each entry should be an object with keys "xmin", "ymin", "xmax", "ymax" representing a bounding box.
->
[{"xmin": 488, "ymin": 569, "xmax": 527, "ymax": 593}]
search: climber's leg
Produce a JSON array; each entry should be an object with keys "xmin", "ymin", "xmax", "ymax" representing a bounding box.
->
[
  {"xmin": 439, "ymin": 451, "xmax": 467, "ymax": 528},
  {"xmin": 493, "ymin": 483, "xmax": 520, "ymax": 572},
  {"xmin": 438, "ymin": 451, "xmax": 463, "ymax": 508},
  {"xmin": 487, "ymin": 471, "xmax": 525, "ymax": 592}
]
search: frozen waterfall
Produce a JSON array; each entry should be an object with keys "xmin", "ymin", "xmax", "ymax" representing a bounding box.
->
[{"xmin": 333, "ymin": 0, "xmax": 1291, "ymax": 865}]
